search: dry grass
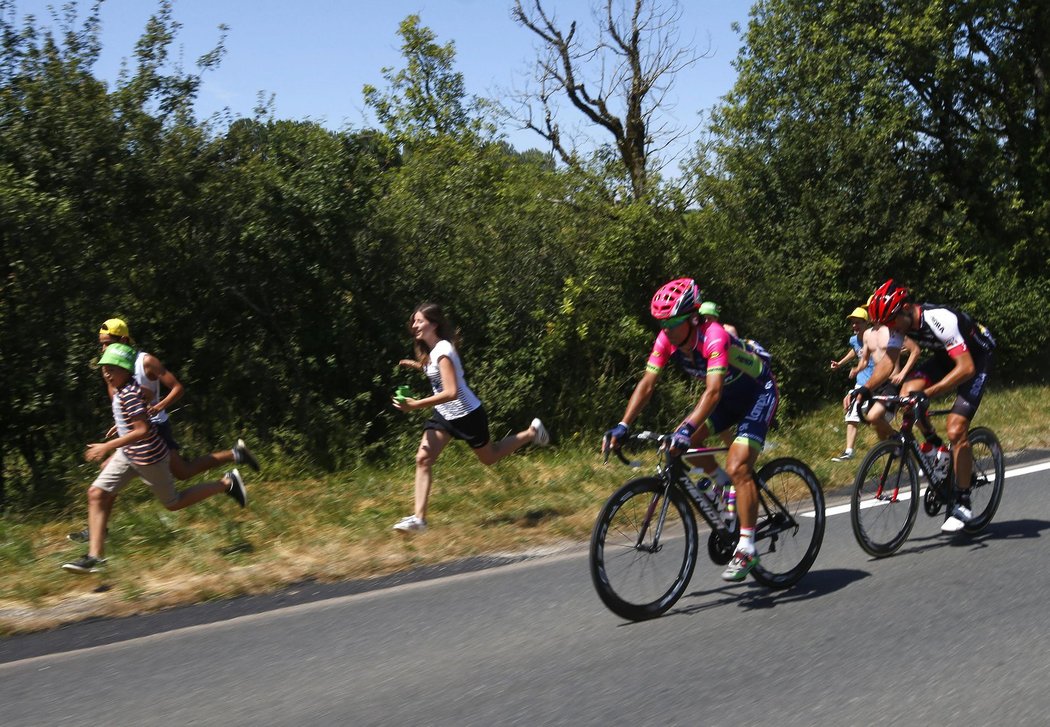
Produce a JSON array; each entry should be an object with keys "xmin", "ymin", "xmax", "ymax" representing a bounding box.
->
[{"xmin": 2, "ymin": 383, "xmax": 1047, "ymax": 635}]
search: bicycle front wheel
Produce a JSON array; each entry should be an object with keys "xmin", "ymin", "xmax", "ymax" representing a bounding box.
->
[
  {"xmin": 963, "ymin": 427, "xmax": 1005, "ymax": 534},
  {"xmin": 589, "ymin": 477, "xmax": 699, "ymax": 621},
  {"xmin": 750, "ymin": 458, "xmax": 825, "ymax": 589},
  {"xmin": 851, "ymin": 440, "xmax": 919, "ymax": 557}
]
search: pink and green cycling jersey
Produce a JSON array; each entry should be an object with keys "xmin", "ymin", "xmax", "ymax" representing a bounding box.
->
[{"xmin": 646, "ymin": 320, "xmax": 769, "ymax": 386}]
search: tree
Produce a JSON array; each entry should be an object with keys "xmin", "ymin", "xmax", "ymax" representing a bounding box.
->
[
  {"xmin": 688, "ymin": 0, "xmax": 1049, "ymax": 405},
  {"xmin": 362, "ymin": 14, "xmax": 479, "ymax": 142},
  {"xmin": 511, "ymin": 0, "xmax": 699, "ymax": 200},
  {"xmin": 0, "ymin": 0, "xmax": 227, "ymax": 508}
]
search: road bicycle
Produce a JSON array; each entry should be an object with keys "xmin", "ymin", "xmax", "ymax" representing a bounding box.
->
[
  {"xmin": 850, "ymin": 395, "xmax": 1005, "ymax": 557},
  {"xmin": 589, "ymin": 432, "xmax": 825, "ymax": 621}
]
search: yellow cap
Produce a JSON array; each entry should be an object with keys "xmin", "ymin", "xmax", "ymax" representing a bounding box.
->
[
  {"xmin": 99, "ymin": 318, "xmax": 131, "ymax": 339},
  {"xmin": 847, "ymin": 307, "xmax": 869, "ymax": 322}
]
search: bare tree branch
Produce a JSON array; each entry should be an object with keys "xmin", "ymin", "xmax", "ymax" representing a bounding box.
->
[{"xmin": 510, "ymin": 0, "xmax": 702, "ymax": 199}]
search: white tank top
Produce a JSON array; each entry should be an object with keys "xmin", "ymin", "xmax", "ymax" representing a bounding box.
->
[{"xmin": 134, "ymin": 351, "xmax": 169, "ymax": 423}]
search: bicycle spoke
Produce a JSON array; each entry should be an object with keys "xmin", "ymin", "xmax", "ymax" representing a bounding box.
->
[
  {"xmin": 850, "ymin": 441, "xmax": 919, "ymax": 557},
  {"xmin": 750, "ymin": 458, "xmax": 825, "ymax": 589},
  {"xmin": 962, "ymin": 427, "xmax": 1005, "ymax": 533},
  {"xmin": 590, "ymin": 477, "xmax": 698, "ymax": 620}
]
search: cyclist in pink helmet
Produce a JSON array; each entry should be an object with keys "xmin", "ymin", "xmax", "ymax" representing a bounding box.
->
[{"xmin": 603, "ymin": 278, "xmax": 779, "ymax": 582}]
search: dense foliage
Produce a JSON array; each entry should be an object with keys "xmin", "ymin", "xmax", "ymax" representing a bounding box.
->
[{"xmin": 2, "ymin": 0, "xmax": 1046, "ymax": 511}]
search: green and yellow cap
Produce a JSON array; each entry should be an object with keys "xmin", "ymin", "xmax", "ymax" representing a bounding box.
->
[
  {"xmin": 98, "ymin": 342, "xmax": 136, "ymax": 371},
  {"xmin": 699, "ymin": 301, "xmax": 720, "ymax": 317}
]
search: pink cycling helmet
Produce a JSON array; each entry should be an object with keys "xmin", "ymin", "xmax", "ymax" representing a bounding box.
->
[{"xmin": 650, "ymin": 278, "xmax": 701, "ymax": 321}]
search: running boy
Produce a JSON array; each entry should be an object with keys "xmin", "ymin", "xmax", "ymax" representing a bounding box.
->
[{"xmin": 62, "ymin": 343, "xmax": 248, "ymax": 573}]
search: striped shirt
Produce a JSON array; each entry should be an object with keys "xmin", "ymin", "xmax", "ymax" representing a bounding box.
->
[{"xmin": 111, "ymin": 381, "xmax": 168, "ymax": 465}]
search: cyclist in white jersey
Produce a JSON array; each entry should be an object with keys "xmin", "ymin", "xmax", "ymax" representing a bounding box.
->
[
  {"xmin": 391, "ymin": 302, "xmax": 550, "ymax": 533},
  {"xmin": 856, "ymin": 280, "xmax": 995, "ymax": 533}
]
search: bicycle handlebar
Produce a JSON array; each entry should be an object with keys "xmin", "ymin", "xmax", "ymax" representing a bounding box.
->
[
  {"xmin": 870, "ymin": 394, "xmax": 952, "ymax": 418},
  {"xmin": 603, "ymin": 431, "xmax": 729, "ymax": 466}
]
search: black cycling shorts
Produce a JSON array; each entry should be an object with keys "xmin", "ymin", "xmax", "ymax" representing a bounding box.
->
[{"xmin": 908, "ymin": 349, "xmax": 993, "ymax": 419}]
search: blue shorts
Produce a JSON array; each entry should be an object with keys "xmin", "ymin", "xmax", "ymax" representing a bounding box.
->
[
  {"xmin": 706, "ymin": 374, "xmax": 779, "ymax": 451},
  {"xmin": 424, "ymin": 406, "xmax": 491, "ymax": 449}
]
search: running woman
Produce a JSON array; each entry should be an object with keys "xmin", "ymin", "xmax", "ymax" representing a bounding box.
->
[
  {"xmin": 603, "ymin": 278, "xmax": 779, "ymax": 581},
  {"xmin": 391, "ymin": 302, "xmax": 549, "ymax": 533}
]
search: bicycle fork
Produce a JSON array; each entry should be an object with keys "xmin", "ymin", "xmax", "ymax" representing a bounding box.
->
[
  {"xmin": 874, "ymin": 438, "xmax": 911, "ymax": 503},
  {"xmin": 635, "ymin": 483, "xmax": 674, "ymax": 553}
]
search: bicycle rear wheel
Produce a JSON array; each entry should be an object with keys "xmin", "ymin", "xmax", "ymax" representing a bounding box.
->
[
  {"xmin": 750, "ymin": 458, "xmax": 825, "ymax": 589},
  {"xmin": 963, "ymin": 427, "xmax": 1005, "ymax": 534},
  {"xmin": 850, "ymin": 440, "xmax": 919, "ymax": 557},
  {"xmin": 589, "ymin": 477, "xmax": 698, "ymax": 621}
]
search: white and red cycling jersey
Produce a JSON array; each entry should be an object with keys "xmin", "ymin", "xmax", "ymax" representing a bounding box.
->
[{"xmin": 887, "ymin": 303, "xmax": 995, "ymax": 358}]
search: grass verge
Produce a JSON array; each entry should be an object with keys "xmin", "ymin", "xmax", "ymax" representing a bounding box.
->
[{"xmin": 2, "ymin": 383, "xmax": 1048, "ymax": 635}]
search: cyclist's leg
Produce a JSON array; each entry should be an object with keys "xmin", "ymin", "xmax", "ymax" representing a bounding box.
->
[
  {"xmin": 717, "ymin": 377, "xmax": 778, "ymax": 580},
  {"xmin": 725, "ymin": 438, "xmax": 761, "ymax": 535},
  {"xmin": 946, "ymin": 412, "xmax": 973, "ymax": 491},
  {"xmin": 948, "ymin": 352, "xmax": 992, "ymax": 498}
]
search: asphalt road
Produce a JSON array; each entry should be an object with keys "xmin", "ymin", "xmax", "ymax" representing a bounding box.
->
[{"xmin": 2, "ymin": 454, "xmax": 1049, "ymax": 726}]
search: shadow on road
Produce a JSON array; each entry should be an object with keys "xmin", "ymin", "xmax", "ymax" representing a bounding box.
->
[
  {"xmin": 666, "ymin": 568, "xmax": 870, "ymax": 617},
  {"xmin": 870, "ymin": 517, "xmax": 1050, "ymax": 560}
]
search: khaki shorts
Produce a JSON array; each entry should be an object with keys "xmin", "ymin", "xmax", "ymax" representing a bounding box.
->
[{"xmin": 91, "ymin": 448, "xmax": 178, "ymax": 507}]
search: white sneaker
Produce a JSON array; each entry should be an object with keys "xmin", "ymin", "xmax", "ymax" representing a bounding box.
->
[
  {"xmin": 941, "ymin": 503, "xmax": 973, "ymax": 533},
  {"xmin": 393, "ymin": 515, "xmax": 426, "ymax": 532},
  {"xmin": 531, "ymin": 418, "xmax": 550, "ymax": 447}
]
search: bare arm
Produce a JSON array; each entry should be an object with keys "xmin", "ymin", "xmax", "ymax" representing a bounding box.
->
[
  {"xmin": 682, "ymin": 371, "xmax": 724, "ymax": 433},
  {"xmin": 85, "ymin": 418, "xmax": 149, "ymax": 461},
  {"xmin": 394, "ymin": 356, "xmax": 458, "ymax": 411},
  {"xmin": 618, "ymin": 370, "xmax": 660, "ymax": 428},
  {"xmin": 143, "ymin": 354, "xmax": 184, "ymax": 416},
  {"xmin": 924, "ymin": 351, "xmax": 975, "ymax": 399},
  {"xmin": 830, "ymin": 348, "xmax": 856, "ymax": 370},
  {"xmin": 892, "ymin": 337, "xmax": 921, "ymax": 385}
]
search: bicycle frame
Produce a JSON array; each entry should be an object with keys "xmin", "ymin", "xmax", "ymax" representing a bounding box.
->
[
  {"xmin": 870, "ymin": 396, "xmax": 954, "ymax": 504},
  {"xmin": 619, "ymin": 433, "xmax": 797, "ymax": 555}
]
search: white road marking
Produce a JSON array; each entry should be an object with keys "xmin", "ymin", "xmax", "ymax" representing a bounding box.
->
[{"xmin": 804, "ymin": 459, "xmax": 1050, "ymax": 518}]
